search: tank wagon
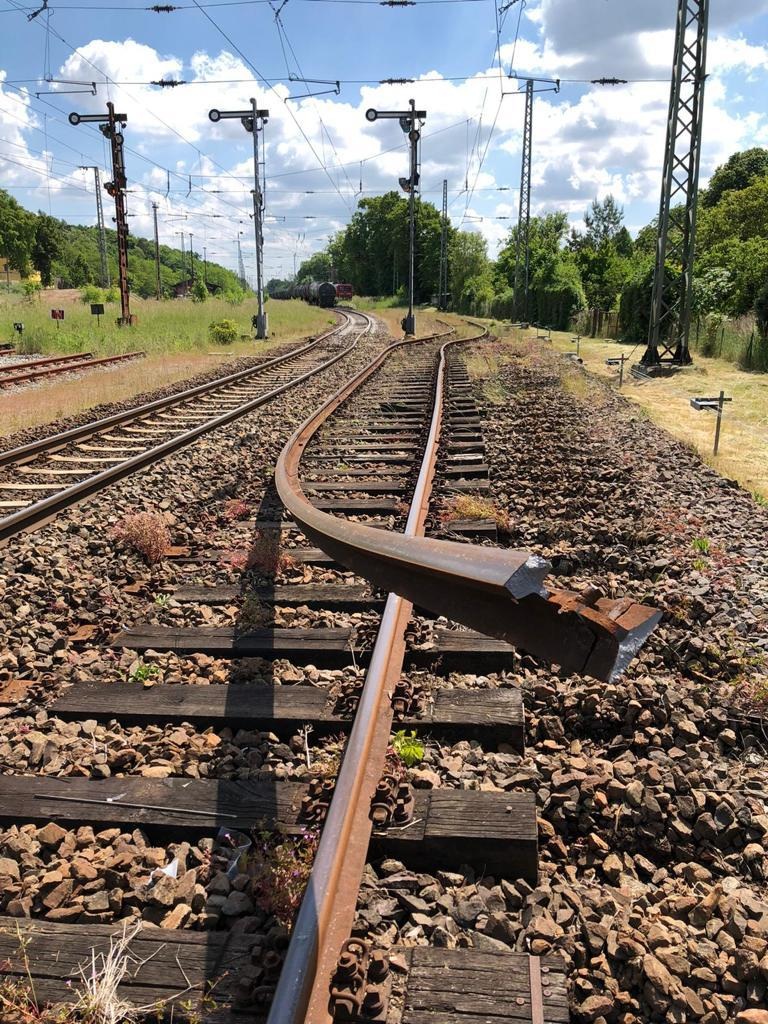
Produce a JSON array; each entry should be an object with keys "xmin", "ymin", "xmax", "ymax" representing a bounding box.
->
[{"xmin": 271, "ymin": 281, "xmax": 354, "ymax": 308}]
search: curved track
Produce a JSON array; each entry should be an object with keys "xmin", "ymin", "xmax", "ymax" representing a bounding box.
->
[
  {"xmin": 270, "ymin": 324, "xmax": 660, "ymax": 1023},
  {"xmin": 0, "ymin": 309, "xmax": 371, "ymax": 543},
  {"xmin": 0, "ymin": 315, "xmax": 660, "ymax": 1024}
]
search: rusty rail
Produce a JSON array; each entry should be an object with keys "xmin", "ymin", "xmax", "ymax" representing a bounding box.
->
[
  {"xmin": 276, "ymin": 330, "xmax": 660, "ymax": 685},
  {"xmin": 0, "ymin": 351, "xmax": 94, "ymax": 374},
  {"xmin": 0, "ymin": 350, "xmax": 146, "ymax": 387},
  {"xmin": 271, "ymin": 324, "xmax": 660, "ymax": 1024}
]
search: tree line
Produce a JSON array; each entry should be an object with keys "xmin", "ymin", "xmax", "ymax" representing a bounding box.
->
[
  {"xmin": 0, "ymin": 190, "xmax": 244, "ymax": 299},
  {"xmin": 268, "ymin": 147, "xmax": 768, "ymax": 361}
]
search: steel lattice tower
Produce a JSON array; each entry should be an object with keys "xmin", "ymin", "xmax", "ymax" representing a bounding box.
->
[
  {"xmin": 81, "ymin": 166, "xmax": 110, "ymax": 288},
  {"xmin": 513, "ymin": 79, "xmax": 534, "ymax": 322},
  {"xmin": 642, "ymin": 0, "xmax": 710, "ymax": 366},
  {"xmin": 438, "ymin": 178, "xmax": 448, "ymax": 310}
]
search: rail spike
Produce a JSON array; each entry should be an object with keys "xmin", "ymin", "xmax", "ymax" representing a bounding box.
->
[{"xmin": 276, "ymin": 331, "xmax": 661, "ymax": 684}]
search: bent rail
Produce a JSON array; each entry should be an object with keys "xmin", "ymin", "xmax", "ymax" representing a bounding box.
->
[{"xmin": 275, "ymin": 326, "xmax": 660, "ymax": 683}]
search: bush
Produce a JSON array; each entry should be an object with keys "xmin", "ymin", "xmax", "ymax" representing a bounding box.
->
[
  {"xmin": 208, "ymin": 318, "xmax": 238, "ymax": 345},
  {"xmin": 111, "ymin": 512, "xmax": 170, "ymax": 564},
  {"xmin": 104, "ymin": 286, "xmax": 119, "ymax": 303},
  {"xmin": 21, "ymin": 280, "xmax": 41, "ymax": 301},
  {"xmin": 223, "ymin": 287, "xmax": 245, "ymax": 305},
  {"xmin": 191, "ymin": 279, "xmax": 208, "ymax": 303},
  {"xmin": 80, "ymin": 284, "xmax": 105, "ymax": 305}
]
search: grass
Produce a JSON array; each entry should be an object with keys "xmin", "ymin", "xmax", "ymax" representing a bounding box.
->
[
  {"xmin": 541, "ymin": 329, "xmax": 768, "ymax": 501},
  {"xmin": 0, "ymin": 294, "xmax": 331, "ymax": 437},
  {"xmin": 442, "ymin": 494, "xmax": 510, "ymax": 531},
  {"xmin": 1, "ymin": 291, "xmax": 331, "ymax": 357}
]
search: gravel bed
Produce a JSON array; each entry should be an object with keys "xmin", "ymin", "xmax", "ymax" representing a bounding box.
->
[
  {"xmin": 354, "ymin": 343, "xmax": 768, "ymax": 1024},
  {"xmin": 0, "ymin": 713, "xmax": 345, "ymax": 782},
  {"xmin": 0, "ymin": 340, "xmax": 307, "ymax": 453}
]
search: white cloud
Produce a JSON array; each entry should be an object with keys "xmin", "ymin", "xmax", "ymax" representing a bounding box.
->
[{"xmin": 3, "ymin": 4, "xmax": 760, "ymax": 281}]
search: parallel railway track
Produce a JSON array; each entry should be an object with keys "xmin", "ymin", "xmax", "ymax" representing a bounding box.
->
[
  {"xmin": 0, "ymin": 310, "xmax": 369, "ymax": 542},
  {"xmin": 0, "ymin": 350, "xmax": 146, "ymax": 389},
  {"xmin": 0, "ymin": 314, "xmax": 659, "ymax": 1023}
]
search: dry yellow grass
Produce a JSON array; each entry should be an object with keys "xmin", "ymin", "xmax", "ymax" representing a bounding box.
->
[
  {"xmin": 545, "ymin": 331, "xmax": 768, "ymax": 500},
  {"xmin": 0, "ymin": 351, "xmax": 250, "ymax": 437}
]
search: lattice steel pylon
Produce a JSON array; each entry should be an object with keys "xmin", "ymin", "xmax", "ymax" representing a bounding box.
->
[
  {"xmin": 81, "ymin": 166, "xmax": 110, "ymax": 288},
  {"xmin": 513, "ymin": 79, "xmax": 534, "ymax": 322},
  {"xmin": 642, "ymin": 0, "xmax": 710, "ymax": 366},
  {"xmin": 438, "ymin": 178, "xmax": 448, "ymax": 310}
]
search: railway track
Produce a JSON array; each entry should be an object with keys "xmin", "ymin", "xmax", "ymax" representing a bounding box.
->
[
  {"xmin": 0, "ymin": 350, "xmax": 146, "ymax": 389},
  {"xmin": 0, "ymin": 316, "xmax": 659, "ymax": 1023},
  {"xmin": 0, "ymin": 310, "xmax": 369, "ymax": 542}
]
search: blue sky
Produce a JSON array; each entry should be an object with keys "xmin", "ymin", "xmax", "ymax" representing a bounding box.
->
[{"xmin": 2, "ymin": 0, "xmax": 768, "ymax": 283}]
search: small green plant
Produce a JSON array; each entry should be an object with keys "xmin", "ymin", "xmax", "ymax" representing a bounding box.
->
[
  {"xmin": 208, "ymin": 318, "xmax": 238, "ymax": 345},
  {"xmin": 692, "ymin": 558, "xmax": 708, "ymax": 572},
  {"xmin": 691, "ymin": 536, "xmax": 711, "ymax": 555},
  {"xmin": 248, "ymin": 828, "xmax": 319, "ymax": 928},
  {"xmin": 391, "ymin": 729, "xmax": 424, "ymax": 767},
  {"xmin": 753, "ymin": 491, "xmax": 768, "ymax": 507},
  {"xmin": 80, "ymin": 284, "xmax": 105, "ymax": 305},
  {"xmin": 153, "ymin": 593, "xmax": 170, "ymax": 607},
  {"xmin": 128, "ymin": 661, "xmax": 159, "ymax": 684}
]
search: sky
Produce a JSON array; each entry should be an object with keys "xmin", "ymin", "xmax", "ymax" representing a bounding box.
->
[{"xmin": 1, "ymin": 0, "xmax": 768, "ymax": 284}]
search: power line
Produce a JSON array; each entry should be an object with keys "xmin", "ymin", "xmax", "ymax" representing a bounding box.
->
[
  {"xmin": 190, "ymin": 0, "xmax": 355, "ymax": 215},
  {"xmin": 4, "ymin": 0, "xmax": 491, "ymax": 9}
]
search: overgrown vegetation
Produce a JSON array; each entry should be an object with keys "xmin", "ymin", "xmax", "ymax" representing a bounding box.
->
[{"xmin": 111, "ymin": 513, "xmax": 170, "ymax": 564}]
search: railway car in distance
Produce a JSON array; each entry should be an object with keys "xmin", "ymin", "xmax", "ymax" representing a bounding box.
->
[
  {"xmin": 335, "ymin": 282, "xmax": 354, "ymax": 301},
  {"xmin": 309, "ymin": 281, "xmax": 338, "ymax": 308}
]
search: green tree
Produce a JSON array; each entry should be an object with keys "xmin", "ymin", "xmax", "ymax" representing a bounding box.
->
[
  {"xmin": 450, "ymin": 231, "xmax": 493, "ymax": 313},
  {"xmin": 0, "ymin": 189, "xmax": 35, "ymax": 275},
  {"xmin": 31, "ymin": 214, "xmax": 63, "ymax": 287},
  {"xmin": 316, "ymin": 192, "xmax": 446, "ymax": 299},
  {"xmin": 701, "ymin": 148, "xmax": 768, "ymax": 209},
  {"xmin": 583, "ymin": 195, "xmax": 624, "ymax": 246},
  {"xmin": 569, "ymin": 196, "xmax": 631, "ymax": 310},
  {"xmin": 192, "ymin": 278, "xmax": 208, "ymax": 303},
  {"xmin": 496, "ymin": 212, "xmax": 569, "ymax": 289},
  {"xmin": 297, "ymin": 251, "xmax": 332, "ymax": 283},
  {"xmin": 70, "ymin": 253, "xmax": 93, "ymax": 287}
]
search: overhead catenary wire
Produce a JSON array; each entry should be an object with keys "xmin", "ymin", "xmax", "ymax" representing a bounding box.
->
[{"xmin": 190, "ymin": 0, "xmax": 356, "ymax": 216}]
